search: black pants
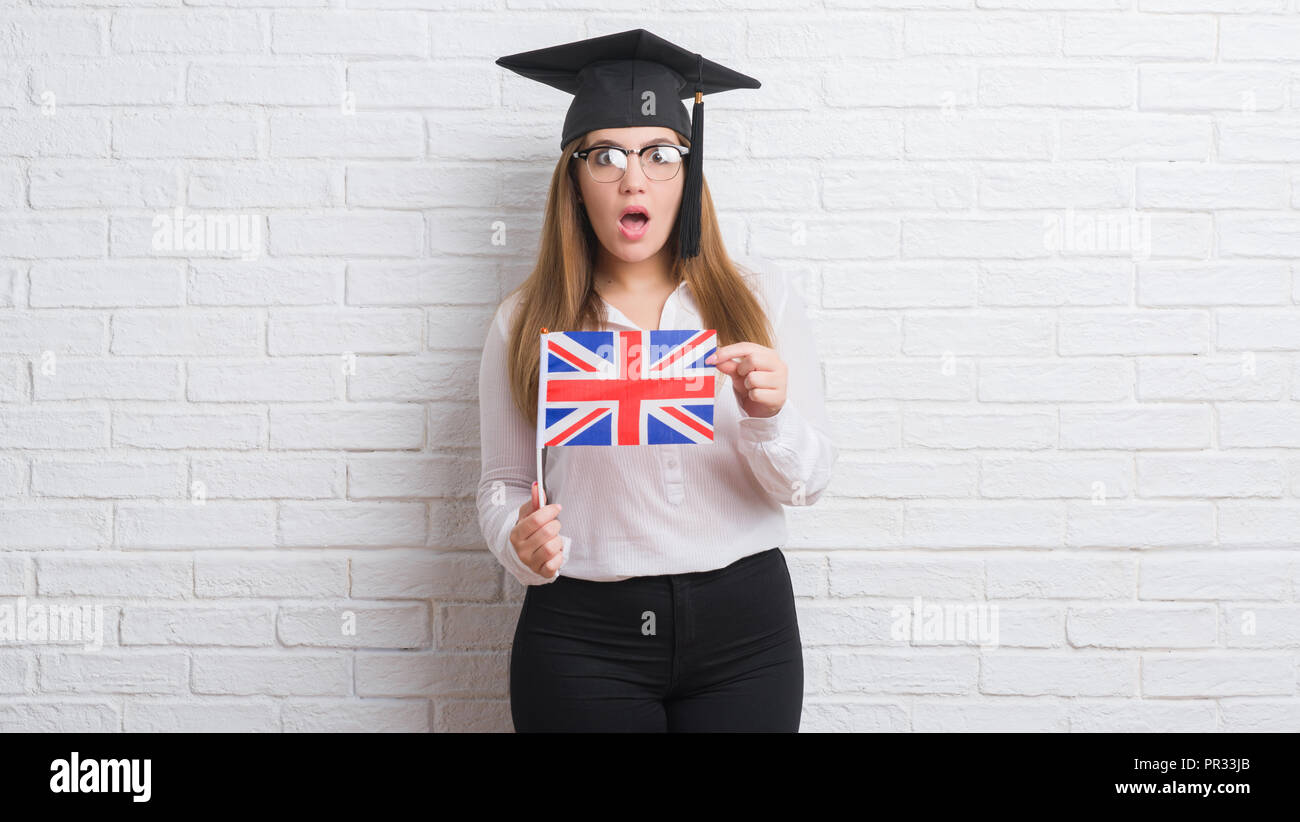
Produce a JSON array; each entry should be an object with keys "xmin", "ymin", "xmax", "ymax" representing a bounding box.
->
[{"xmin": 509, "ymin": 546, "xmax": 803, "ymax": 732}]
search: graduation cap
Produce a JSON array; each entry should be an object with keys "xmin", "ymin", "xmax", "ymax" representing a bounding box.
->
[{"xmin": 496, "ymin": 29, "xmax": 760, "ymax": 258}]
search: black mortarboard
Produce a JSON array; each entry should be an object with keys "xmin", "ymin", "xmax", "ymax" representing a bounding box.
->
[{"xmin": 496, "ymin": 29, "xmax": 760, "ymax": 258}]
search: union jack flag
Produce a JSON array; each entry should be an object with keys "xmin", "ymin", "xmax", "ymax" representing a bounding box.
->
[{"xmin": 537, "ymin": 329, "xmax": 718, "ymax": 446}]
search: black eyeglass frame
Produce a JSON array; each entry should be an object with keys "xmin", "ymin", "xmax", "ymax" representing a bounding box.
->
[{"xmin": 571, "ymin": 143, "xmax": 692, "ymax": 181}]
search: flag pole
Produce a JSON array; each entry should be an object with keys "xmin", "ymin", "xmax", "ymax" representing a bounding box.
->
[
  {"xmin": 536, "ymin": 328, "xmax": 548, "ymax": 506},
  {"xmin": 535, "ymin": 447, "xmax": 545, "ymax": 507}
]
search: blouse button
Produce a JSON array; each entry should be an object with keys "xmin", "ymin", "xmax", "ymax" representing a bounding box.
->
[{"xmin": 666, "ymin": 458, "xmax": 677, "ymax": 468}]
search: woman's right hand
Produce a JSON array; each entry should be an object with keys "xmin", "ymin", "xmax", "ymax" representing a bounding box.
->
[{"xmin": 511, "ymin": 481, "xmax": 564, "ymax": 579}]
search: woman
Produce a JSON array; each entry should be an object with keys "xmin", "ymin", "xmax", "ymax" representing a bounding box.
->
[{"xmin": 477, "ymin": 30, "xmax": 837, "ymax": 732}]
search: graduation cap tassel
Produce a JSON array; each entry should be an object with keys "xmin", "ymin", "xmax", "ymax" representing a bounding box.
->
[{"xmin": 678, "ymin": 52, "xmax": 705, "ymax": 259}]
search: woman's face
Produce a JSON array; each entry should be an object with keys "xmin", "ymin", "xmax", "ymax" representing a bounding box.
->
[{"xmin": 573, "ymin": 126, "xmax": 685, "ymax": 264}]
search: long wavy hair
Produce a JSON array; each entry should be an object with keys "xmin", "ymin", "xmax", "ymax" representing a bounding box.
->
[{"xmin": 503, "ymin": 130, "xmax": 775, "ymax": 428}]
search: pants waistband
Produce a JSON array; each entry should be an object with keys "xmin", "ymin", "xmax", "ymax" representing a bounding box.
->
[{"xmin": 554, "ymin": 546, "xmax": 783, "ymax": 589}]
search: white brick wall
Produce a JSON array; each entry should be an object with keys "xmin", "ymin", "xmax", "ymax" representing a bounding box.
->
[{"xmin": 1, "ymin": 3, "xmax": 1298, "ymax": 733}]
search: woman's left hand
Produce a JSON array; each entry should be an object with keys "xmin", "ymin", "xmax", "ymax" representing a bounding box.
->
[{"xmin": 705, "ymin": 343, "xmax": 787, "ymax": 419}]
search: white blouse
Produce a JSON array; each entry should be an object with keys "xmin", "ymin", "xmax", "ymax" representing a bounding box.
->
[{"xmin": 475, "ymin": 269, "xmax": 838, "ymax": 585}]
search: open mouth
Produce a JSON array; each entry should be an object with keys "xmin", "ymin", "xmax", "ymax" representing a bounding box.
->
[{"xmin": 618, "ymin": 207, "xmax": 650, "ymax": 239}]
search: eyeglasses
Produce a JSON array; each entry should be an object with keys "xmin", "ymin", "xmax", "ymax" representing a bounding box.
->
[{"xmin": 572, "ymin": 143, "xmax": 690, "ymax": 183}]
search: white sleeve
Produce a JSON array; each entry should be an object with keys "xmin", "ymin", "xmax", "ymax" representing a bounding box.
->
[
  {"xmin": 475, "ymin": 301, "xmax": 568, "ymax": 586},
  {"xmin": 734, "ymin": 274, "xmax": 838, "ymax": 507}
]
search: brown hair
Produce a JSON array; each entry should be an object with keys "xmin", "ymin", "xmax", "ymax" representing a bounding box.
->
[{"xmin": 502, "ymin": 131, "xmax": 774, "ymax": 428}]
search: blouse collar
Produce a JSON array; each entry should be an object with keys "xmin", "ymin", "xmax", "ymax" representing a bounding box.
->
[{"xmin": 597, "ymin": 279, "xmax": 694, "ymax": 332}]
